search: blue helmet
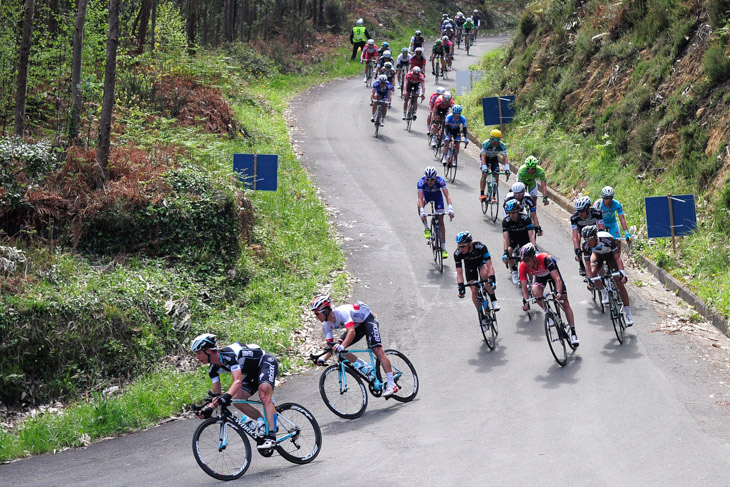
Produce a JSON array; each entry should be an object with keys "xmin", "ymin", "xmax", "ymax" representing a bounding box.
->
[
  {"xmin": 424, "ymin": 166, "xmax": 438, "ymax": 179},
  {"xmin": 452, "ymin": 105, "xmax": 462, "ymax": 114},
  {"xmin": 456, "ymin": 231, "xmax": 473, "ymax": 244},
  {"xmin": 505, "ymin": 199, "xmax": 520, "ymax": 212}
]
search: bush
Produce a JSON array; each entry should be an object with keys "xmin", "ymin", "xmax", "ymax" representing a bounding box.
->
[
  {"xmin": 702, "ymin": 40, "xmax": 730, "ymax": 88},
  {"xmin": 519, "ymin": 10, "xmax": 537, "ymax": 38},
  {"xmin": 709, "ymin": 0, "xmax": 730, "ymax": 29}
]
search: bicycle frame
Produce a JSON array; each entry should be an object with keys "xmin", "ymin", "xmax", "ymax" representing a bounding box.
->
[{"xmin": 333, "ymin": 348, "xmax": 405, "ymax": 392}]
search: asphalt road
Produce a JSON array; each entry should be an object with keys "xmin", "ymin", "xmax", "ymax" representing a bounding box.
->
[{"xmin": 3, "ymin": 37, "xmax": 730, "ymax": 487}]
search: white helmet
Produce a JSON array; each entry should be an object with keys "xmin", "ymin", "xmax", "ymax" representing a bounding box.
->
[
  {"xmin": 415, "ymin": 47, "xmax": 423, "ymax": 53},
  {"xmin": 367, "ymin": 39, "xmax": 375, "ymax": 45},
  {"xmin": 378, "ymin": 74, "xmax": 388, "ymax": 82},
  {"xmin": 412, "ymin": 66, "xmax": 421, "ymax": 74},
  {"xmin": 442, "ymin": 36, "xmax": 449, "ymax": 41},
  {"xmin": 601, "ymin": 186, "xmax": 615, "ymax": 198},
  {"xmin": 383, "ymin": 50, "xmax": 392, "ymax": 58},
  {"xmin": 384, "ymin": 62, "xmax": 393, "ymax": 69},
  {"xmin": 443, "ymin": 91, "xmax": 452, "ymax": 100},
  {"xmin": 357, "ymin": 18, "xmax": 364, "ymax": 25},
  {"xmin": 436, "ymin": 86, "xmax": 445, "ymax": 94}
]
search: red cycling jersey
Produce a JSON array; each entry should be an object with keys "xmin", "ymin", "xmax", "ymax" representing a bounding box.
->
[
  {"xmin": 409, "ymin": 55, "xmax": 426, "ymax": 71},
  {"xmin": 433, "ymin": 95, "xmax": 454, "ymax": 110},
  {"xmin": 361, "ymin": 44, "xmax": 379, "ymax": 61},
  {"xmin": 405, "ymin": 71, "xmax": 425, "ymax": 87},
  {"xmin": 518, "ymin": 253, "xmax": 557, "ymax": 282}
]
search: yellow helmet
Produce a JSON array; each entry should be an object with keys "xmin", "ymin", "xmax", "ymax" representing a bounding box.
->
[{"xmin": 490, "ymin": 129, "xmax": 502, "ymax": 139}]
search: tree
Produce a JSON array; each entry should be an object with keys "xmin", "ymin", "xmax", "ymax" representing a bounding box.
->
[
  {"xmin": 96, "ymin": 0, "xmax": 121, "ymax": 182},
  {"xmin": 187, "ymin": 0, "xmax": 197, "ymax": 55},
  {"xmin": 14, "ymin": 0, "xmax": 36, "ymax": 137},
  {"xmin": 69, "ymin": 0, "xmax": 89, "ymax": 144}
]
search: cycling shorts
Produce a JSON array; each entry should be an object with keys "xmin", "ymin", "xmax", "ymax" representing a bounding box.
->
[
  {"xmin": 444, "ymin": 127, "xmax": 464, "ymax": 142},
  {"xmin": 434, "ymin": 107, "xmax": 449, "ymax": 120},
  {"xmin": 590, "ymin": 252, "xmax": 620, "ymax": 272},
  {"xmin": 534, "ymin": 268, "xmax": 568, "ymax": 293},
  {"xmin": 423, "ymin": 192, "xmax": 445, "ymax": 213},
  {"xmin": 464, "ymin": 261, "xmax": 488, "ymax": 282},
  {"xmin": 406, "ymin": 82, "xmax": 421, "ymax": 93},
  {"xmin": 338, "ymin": 313, "xmax": 383, "ymax": 349},
  {"xmin": 604, "ymin": 222, "xmax": 621, "ymax": 239},
  {"xmin": 483, "ymin": 159, "xmax": 501, "ymax": 174},
  {"xmin": 240, "ymin": 353, "xmax": 278, "ymax": 394},
  {"xmin": 509, "ymin": 233, "xmax": 531, "ymax": 250}
]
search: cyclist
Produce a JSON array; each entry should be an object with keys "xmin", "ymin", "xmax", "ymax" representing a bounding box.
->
[
  {"xmin": 409, "ymin": 47, "xmax": 427, "ymax": 76},
  {"xmin": 430, "ymin": 39, "xmax": 446, "ymax": 76},
  {"xmin": 441, "ymin": 104, "xmax": 468, "ymax": 165},
  {"xmin": 581, "ymin": 225, "xmax": 634, "ymax": 325},
  {"xmin": 379, "ymin": 61, "xmax": 397, "ymax": 84},
  {"xmin": 402, "ymin": 66, "xmax": 425, "ymax": 120},
  {"xmin": 503, "ymin": 182, "xmax": 542, "ymax": 235},
  {"xmin": 518, "ymin": 244, "xmax": 580, "ymax": 346},
  {"xmin": 426, "ymin": 86, "xmax": 446, "ymax": 134},
  {"xmin": 472, "ymin": 10, "xmax": 481, "ymax": 37},
  {"xmin": 370, "ymin": 74, "xmax": 392, "ymax": 126},
  {"xmin": 441, "ymin": 16, "xmax": 455, "ymax": 38},
  {"xmin": 454, "ymin": 231, "xmax": 501, "ymax": 311},
  {"xmin": 418, "ymin": 166, "xmax": 455, "ymax": 259},
  {"xmin": 517, "ymin": 156, "xmax": 549, "ymax": 206},
  {"xmin": 360, "ymin": 39, "xmax": 379, "ymax": 83},
  {"xmin": 463, "ymin": 16, "xmax": 475, "ymax": 43},
  {"xmin": 454, "ymin": 12, "xmax": 466, "ymax": 42},
  {"xmin": 480, "ymin": 129, "xmax": 510, "ymax": 202},
  {"xmin": 593, "ymin": 186, "xmax": 631, "ymax": 251},
  {"xmin": 377, "ymin": 50, "xmax": 395, "ymax": 74},
  {"xmin": 429, "ymin": 91, "xmax": 454, "ymax": 146},
  {"xmin": 571, "ymin": 195, "xmax": 606, "ymax": 279},
  {"xmin": 502, "ymin": 198, "xmax": 537, "ymax": 285},
  {"xmin": 377, "ymin": 41, "xmax": 391, "ymax": 57},
  {"xmin": 350, "ymin": 18, "xmax": 371, "ymax": 60},
  {"xmin": 191, "ymin": 333, "xmax": 279, "ymax": 450},
  {"xmin": 410, "ymin": 30, "xmax": 425, "ymax": 53},
  {"xmin": 310, "ymin": 295, "xmax": 398, "ymax": 397},
  {"xmin": 395, "ymin": 48, "xmax": 412, "ymax": 89},
  {"xmin": 442, "ymin": 36, "xmax": 454, "ymax": 71}
]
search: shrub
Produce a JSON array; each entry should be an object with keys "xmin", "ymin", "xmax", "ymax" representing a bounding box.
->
[
  {"xmin": 519, "ymin": 10, "xmax": 537, "ymax": 39},
  {"xmin": 709, "ymin": 0, "xmax": 730, "ymax": 29},
  {"xmin": 702, "ymin": 40, "xmax": 730, "ymax": 88}
]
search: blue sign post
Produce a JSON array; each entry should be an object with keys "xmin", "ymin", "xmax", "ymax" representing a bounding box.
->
[
  {"xmin": 644, "ymin": 194, "xmax": 697, "ymax": 253},
  {"xmin": 481, "ymin": 95, "xmax": 515, "ymax": 130},
  {"xmin": 233, "ymin": 154, "xmax": 279, "ymax": 191}
]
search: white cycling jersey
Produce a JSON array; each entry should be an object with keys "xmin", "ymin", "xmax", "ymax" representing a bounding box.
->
[{"xmin": 322, "ymin": 301, "xmax": 372, "ymax": 341}]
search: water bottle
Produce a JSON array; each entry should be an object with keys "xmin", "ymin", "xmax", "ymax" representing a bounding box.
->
[
  {"xmin": 256, "ymin": 417, "xmax": 266, "ymax": 436},
  {"xmin": 239, "ymin": 414, "xmax": 250, "ymax": 429}
]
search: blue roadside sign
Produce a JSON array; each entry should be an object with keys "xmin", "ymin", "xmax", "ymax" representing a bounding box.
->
[
  {"xmin": 481, "ymin": 95, "xmax": 515, "ymax": 126},
  {"xmin": 233, "ymin": 154, "xmax": 279, "ymax": 191},
  {"xmin": 645, "ymin": 194, "xmax": 697, "ymax": 238}
]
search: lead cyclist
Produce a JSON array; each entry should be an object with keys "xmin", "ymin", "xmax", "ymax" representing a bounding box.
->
[{"xmin": 593, "ymin": 185, "xmax": 631, "ymax": 252}]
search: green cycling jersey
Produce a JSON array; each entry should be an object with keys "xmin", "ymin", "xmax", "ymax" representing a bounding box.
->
[{"xmin": 517, "ymin": 164, "xmax": 547, "ymax": 191}]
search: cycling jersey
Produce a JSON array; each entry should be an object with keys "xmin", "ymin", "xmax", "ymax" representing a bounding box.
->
[
  {"xmin": 593, "ymin": 199, "xmax": 624, "ymax": 238},
  {"xmin": 455, "ymin": 17, "xmax": 466, "ymax": 28},
  {"xmin": 454, "ymin": 241, "xmax": 492, "ymax": 282},
  {"xmin": 411, "ymin": 35, "xmax": 425, "ymax": 49},
  {"xmin": 570, "ymin": 208, "xmax": 605, "ymax": 233},
  {"xmin": 582, "ymin": 231, "xmax": 619, "ymax": 256},
  {"xmin": 208, "ymin": 343, "xmax": 278, "ymax": 392},
  {"xmin": 432, "ymin": 44, "xmax": 445, "ymax": 56},
  {"xmin": 518, "ymin": 253, "xmax": 558, "ymax": 282},
  {"xmin": 417, "ymin": 175, "xmax": 447, "ymax": 197},
  {"xmin": 444, "ymin": 113, "xmax": 467, "ymax": 138},
  {"xmin": 441, "ymin": 21, "xmax": 455, "ymax": 32},
  {"xmin": 433, "ymin": 95, "xmax": 453, "ymax": 110},
  {"xmin": 396, "ymin": 53, "xmax": 411, "ymax": 69},
  {"xmin": 481, "ymin": 140, "xmax": 508, "ymax": 162},
  {"xmin": 503, "ymin": 192, "xmax": 536, "ymax": 214},
  {"xmin": 380, "ymin": 67, "xmax": 397, "ymax": 82},
  {"xmin": 405, "ymin": 71, "xmax": 425, "ymax": 91},
  {"xmin": 517, "ymin": 164, "xmax": 547, "ymax": 192},
  {"xmin": 377, "ymin": 56, "xmax": 394, "ymax": 69},
  {"xmin": 372, "ymin": 80, "xmax": 393, "ymax": 98},
  {"xmin": 361, "ymin": 44, "xmax": 379, "ymax": 61},
  {"xmin": 321, "ymin": 301, "xmax": 372, "ymax": 340},
  {"xmin": 502, "ymin": 213, "xmax": 534, "ymax": 247},
  {"xmin": 409, "ymin": 55, "xmax": 426, "ymax": 71},
  {"xmin": 463, "ymin": 20, "xmax": 474, "ymax": 31}
]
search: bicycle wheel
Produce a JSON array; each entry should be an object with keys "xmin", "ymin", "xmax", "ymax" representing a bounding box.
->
[
  {"xmin": 192, "ymin": 418, "xmax": 252, "ymax": 481},
  {"xmin": 481, "ymin": 184, "xmax": 488, "ymax": 214},
  {"xmin": 434, "ymin": 136, "xmax": 444, "ymax": 161},
  {"xmin": 490, "ymin": 180, "xmax": 499, "ymax": 222},
  {"xmin": 545, "ymin": 310, "xmax": 568, "ymax": 366},
  {"xmin": 610, "ymin": 292, "xmax": 625, "ymax": 344},
  {"xmin": 275, "ymin": 403, "xmax": 322, "ymax": 464},
  {"xmin": 434, "ymin": 60, "xmax": 440, "ymax": 83},
  {"xmin": 374, "ymin": 106, "xmax": 381, "ymax": 137},
  {"xmin": 376, "ymin": 349, "xmax": 419, "ymax": 402},
  {"xmin": 406, "ymin": 98, "xmax": 414, "ymax": 132},
  {"xmin": 466, "ymin": 36, "xmax": 471, "ymax": 55},
  {"xmin": 448, "ymin": 151, "xmax": 458, "ymax": 183},
  {"xmin": 479, "ymin": 301, "xmax": 497, "ymax": 350},
  {"xmin": 433, "ymin": 224, "xmax": 443, "ymax": 272},
  {"xmin": 319, "ymin": 364, "xmax": 368, "ymax": 419}
]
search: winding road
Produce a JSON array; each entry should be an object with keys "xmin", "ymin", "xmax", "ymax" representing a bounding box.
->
[{"xmin": 3, "ymin": 37, "xmax": 730, "ymax": 486}]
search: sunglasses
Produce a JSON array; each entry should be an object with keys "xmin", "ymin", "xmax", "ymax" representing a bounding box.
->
[
  {"xmin": 457, "ymin": 244, "xmax": 469, "ymax": 248},
  {"xmin": 426, "ymin": 178, "xmax": 436, "ymax": 182}
]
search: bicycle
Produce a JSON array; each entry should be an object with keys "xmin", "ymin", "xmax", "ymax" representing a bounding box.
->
[
  {"xmin": 590, "ymin": 266, "xmax": 628, "ymax": 344},
  {"xmin": 481, "ymin": 170, "xmax": 500, "ymax": 223},
  {"xmin": 433, "ymin": 55, "xmax": 445, "ymax": 84},
  {"xmin": 443, "ymin": 136, "xmax": 464, "ymax": 183},
  {"xmin": 191, "ymin": 392, "xmax": 322, "ymax": 481},
  {"xmin": 456, "ymin": 28, "xmax": 462, "ymax": 49},
  {"xmin": 372, "ymin": 98, "xmax": 388, "ymax": 138},
  {"xmin": 365, "ymin": 58, "xmax": 376, "ymax": 87},
  {"xmin": 465, "ymin": 31, "xmax": 472, "ymax": 55},
  {"xmin": 311, "ymin": 346, "xmax": 419, "ymax": 419},
  {"xmin": 465, "ymin": 278, "xmax": 499, "ymax": 350},
  {"xmin": 397, "ymin": 66, "xmax": 407, "ymax": 99},
  {"xmin": 405, "ymin": 90, "xmax": 419, "ymax": 132},
  {"xmin": 526, "ymin": 280, "xmax": 576, "ymax": 366},
  {"xmin": 429, "ymin": 119, "xmax": 445, "ymax": 161},
  {"xmin": 426, "ymin": 201, "xmax": 444, "ymax": 272}
]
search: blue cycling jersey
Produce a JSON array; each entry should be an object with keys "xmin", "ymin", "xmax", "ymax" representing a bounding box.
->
[
  {"xmin": 593, "ymin": 199, "xmax": 623, "ymax": 226},
  {"xmin": 372, "ymin": 80, "xmax": 393, "ymax": 97},
  {"xmin": 417, "ymin": 176, "xmax": 447, "ymax": 196},
  {"xmin": 445, "ymin": 114, "xmax": 467, "ymax": 129}
]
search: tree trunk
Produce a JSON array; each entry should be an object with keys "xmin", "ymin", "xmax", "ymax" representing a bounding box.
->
[
  {"xmin": 14, "ymin": 0, "xmax": 36, "ymax": 137},
  {"xmin": 150, "ymin": 0, "xmax": 157, "ymax": 51},
  {"xmin": 187, "ymin": 0, "xmax": 197, "ymax": 54},
  {"xmin": 96, "ymin": 0, "xmax": 121, "ymax": 183},
  {"xmin": 69, "ymin": 0, "xmax": 89, "ymax": 144},
  {"xmin": 318, "ymin": 0, "xmax": 324, "ymax": 28},
  {"xmin": 136, "ymin": 0, "xmax": 152, "ymax": 54},
  {"xmin": 48, "ymin": 0, "xmax": 59, "ymax": 34}
]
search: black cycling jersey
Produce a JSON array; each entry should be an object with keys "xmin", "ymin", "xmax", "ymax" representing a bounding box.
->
[
  {"xmin": 502, "ymin": 213, "xmax": 534, "ymax": 247},
  {"xmin": 503, "ymin": 192, "xmax": 536, "ymax": 214},
  {"xmin": 570, "ymin": 208, "xmax": 604, "ymax": 232},
  {"xmin": 454, "ymin": 241, "xmax": 491, "ymax": 270},
  {"xmin": 209, "ymin": 342, "xmax": 266, "ymax": 379}
]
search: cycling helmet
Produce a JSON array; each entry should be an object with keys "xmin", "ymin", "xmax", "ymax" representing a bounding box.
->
[
  {"xmin": 443, "ymin": 13, "xmax": 449, "ymax": 19},
  {"xmin": 357, "ymin": 18, "xmax": 364, "ymax": 25},
  {"xmin": 436, "ymin": 86, "xmax": 445, "ymax": 94},
  {"xmin": 467, "ymin": 17, "xmax": 473, "ymax": 22},
  {"xmin": 367, "ymin": 39, "xmax": 375, "ymax": 45},
  {"xmin": 443, "ymin": 91, "xmax": 452, "ymax": 100},
  {"xmin": 191, "ymin": 333, "xmax": 217, "ymax": 352},
  {"xmin": 415, "ymin": 30, "xmax": 422, "ymax": 35},
  {"xmin": 378, "ymin": 74, "xmax": 388, "ymax": 82},
  {"xmin": 424, "ymin": 166, "xmax": 438, "ymax": 179},
  {"xmin": 452, "ymin": 104, "xmax": 463, "ymax": 114},
  {"xmin": 524, "ymin": 155, "xmax": 539, "ymax": 168},
  {"xmin": 310, "ymin": 295, "xmax": 332, "ymax": 312},
  {"xmin": 443, "ymin": 36, "xmax": 449, "ymax": 41},
  {"xmin": 573, "ymin": 195, "xmax": 592, "ymax": 211},
  {"xmin": 412, "ymin": 66, "xmax": 421, "ymax": 74},
  {"xmin": 384, "ymin": 62, "xmax": 393, "ymax": 69},
  {"xmin": 456, "ymin": 231, "xmax": 473, "ymax": 244},
  {"xmin": 505, "ymin": 199, "xmax": 520, "ymax": 212},
  {"xmin": 457, "ymin": 11, "xmax": 464, "ymax": 17},
  {"xmin": 401, "ymin": 47, "xmax": 408, "ymax": 53},
  {"xmin": 520, "ymin": 243, "xmax": 537, "ymax": 260},
  {"xmin": 415, "ymin": 47, "xmax": 423, "ymax": 53},
  {"xmin": 474, "ymin": 9, "xmax": 479, "ymax": 13},
  {"xmin": 601, "ymin": 186, "xmax": 615, "ymax": 198},
  {"xmin": 383, "ymin": 50, "xmax": 392, "ymax": 58},
  {"xmin": 511, "ymin": 182, "xmax": 526, "ymax": 194},
  {"xmin": 382, "ymin": 41, "xmax": 389, "ymax": 48},
  {"xmin": 490, "ymin": 129, "xmax": 502, "ymax": 139},
  {"xmin": 436, "ymin": 39, "xmax": 442, "ymax": 45},
  {"xmin": 581, "ymin": 225, "xmax": 598, "ymax": 239}
]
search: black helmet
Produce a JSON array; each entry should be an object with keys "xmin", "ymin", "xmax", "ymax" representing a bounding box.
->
[{"xmin": 581, "ymin": 225, "xmax": 598, "ymax": 239}]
